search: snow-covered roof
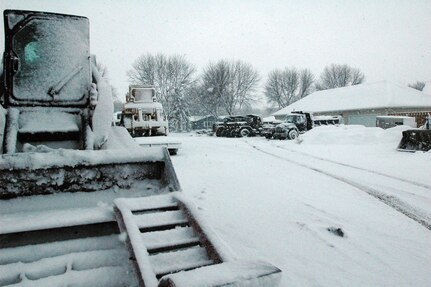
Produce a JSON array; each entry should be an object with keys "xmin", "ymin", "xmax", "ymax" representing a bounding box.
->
[{"xmin": 273, "ymin": 81, "xmax": 431, "ymax": 116}]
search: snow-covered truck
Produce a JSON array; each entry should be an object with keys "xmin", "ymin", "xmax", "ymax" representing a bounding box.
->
[
  {"xmin": 271, "ymin": 111, "xmax": 342, "ymax": 140},
  {"xmin": 214, "ymin": 114, "xmax": 263, "ymax": 137},
  {"xmin": 121, "ymin": 85, "xmax": 168, "ymax": 137},
  {"xmin": 0, "ymin": 9, "xmax": 281, "ymax": 286},
  {"xmin": 121, "ymin": 86, "xmax": 181, "ymax": 155}
]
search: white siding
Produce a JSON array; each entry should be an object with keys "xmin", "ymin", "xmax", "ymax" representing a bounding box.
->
[{"xmin": 347, "ymin": 114, "xmax": 377, "ymax": 127}]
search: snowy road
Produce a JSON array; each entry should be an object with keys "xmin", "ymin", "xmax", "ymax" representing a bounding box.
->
[
  {"xmin": 248, "ymin": 140, "xmax": 431, "ymax": 230},
  {"xmin": 170, "ymin": 131, "xmax": 431, "ymax": 287}
]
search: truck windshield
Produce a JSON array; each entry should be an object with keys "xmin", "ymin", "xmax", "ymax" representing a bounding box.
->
[
  {"xmin": 285, "ymin": 115, "xmax": 305, "ymax": 124},
  {"xmin": 132, "ymin": 89, "xmax": 154, "ymax": 102}
]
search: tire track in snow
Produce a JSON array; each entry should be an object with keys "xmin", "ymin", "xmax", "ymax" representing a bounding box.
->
[
  {"xmin": 273, "ymin": 144, "xmax": 431, "ymax": 190},
  {"xmin": 247, "ymin": 142, "xmax": 431, "ymax": 231}
]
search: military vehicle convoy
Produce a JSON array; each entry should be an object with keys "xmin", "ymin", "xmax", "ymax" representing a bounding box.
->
[{"xmin": 0, "ymin": 9, "xmax": 280, "ymax": 287}]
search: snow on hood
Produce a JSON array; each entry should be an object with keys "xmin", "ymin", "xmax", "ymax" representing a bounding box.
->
[{"xmin": 276, "ymin": 122, "xmax": 296, "ymax": 129}]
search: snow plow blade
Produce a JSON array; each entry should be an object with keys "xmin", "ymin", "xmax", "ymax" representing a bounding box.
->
[
  {"xmin": 0, "ymin": 147, "xmax": 180, "ymax": 199},
  {"xmin": 397, "ymin": 130, "xmax": 431, "ymax": 152},
  {"xmin": 114, "ymin": 193, "xmax": 282, "ymax": 287}
]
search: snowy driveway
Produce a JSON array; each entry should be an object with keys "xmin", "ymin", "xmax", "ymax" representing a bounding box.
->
[{"xmin": 170, "ymin": 129, "xmax": 431, "ymax": 287}]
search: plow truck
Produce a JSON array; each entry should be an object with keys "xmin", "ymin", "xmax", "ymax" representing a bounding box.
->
[
  {"xmin": 0, "ymin": 9, "xmax": 281, "ymax": 287},
  {"xmin": 121, "ymin": 85, "xmax": 181, "ymax": 155}
]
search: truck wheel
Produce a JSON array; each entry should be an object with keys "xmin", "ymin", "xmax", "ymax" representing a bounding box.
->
[
  {"xmin": 216, "ymin": 128, "xmax": 223, "ymax": 137},
  {"xmin": 239, "ymin": 128, "xmax": 251, "ymax": 137},
  {"xmin": 288, "ymin": 129, "xmax": 299, "ymax": 140}
]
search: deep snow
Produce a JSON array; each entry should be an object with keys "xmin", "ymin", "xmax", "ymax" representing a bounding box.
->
[
  {"xmin": 1, "ymin": 125, "xmax": 430, "ymax": 286},
  {"xmin": 170, "ymin": 125, "xmax": 431, "ymax": 287}
]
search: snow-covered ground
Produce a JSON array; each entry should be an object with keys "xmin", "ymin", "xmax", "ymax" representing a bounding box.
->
[{"xmin": 170, "ymin": 125, "xmax": 431, "ymax": 287}]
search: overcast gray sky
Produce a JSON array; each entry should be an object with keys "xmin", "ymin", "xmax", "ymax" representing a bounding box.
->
[{"xmin": 1, "ymin": 0, "xmax": 430, "ymax": 103}]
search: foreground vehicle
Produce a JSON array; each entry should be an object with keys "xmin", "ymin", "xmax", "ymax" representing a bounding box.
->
[{"xmin": 0, "ymin": 10, "xmax": 281, "ymax": 286}]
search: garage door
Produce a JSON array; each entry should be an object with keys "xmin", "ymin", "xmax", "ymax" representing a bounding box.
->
[{"xmin": 347, "ymin": 114, "xmax": 377, "ymax": 127}]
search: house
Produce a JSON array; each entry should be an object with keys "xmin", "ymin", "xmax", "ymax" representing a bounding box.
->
[
  {"xmin": 272, "ymin": 81, "xmax": 431, "ymax": 127},
  {"xmin": 189, "ymin": 115, "xmax": 219, "ymax": 130}
]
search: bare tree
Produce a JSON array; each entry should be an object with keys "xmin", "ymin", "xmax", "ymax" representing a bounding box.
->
[
  {"xmin": 265, "ymin": 67, "xmax": 314, "ymax": 108},
  {"xmin": 315, "ymin": 64, "xmax": 365, "ymax": 91},
  {"xmin": 408, "ymin": 81, "xmax": 426, "ymax": 91},
  {"xmin": 127, "ymin": 53, "xmax": 196, "ymax": 131},
  {"xmin": 198, "ymin": 60, "xmax": 260, "ymax": 116},
  {"xmin": 299, "ymin": 69, "xmax": 314, "ymax": 98}
]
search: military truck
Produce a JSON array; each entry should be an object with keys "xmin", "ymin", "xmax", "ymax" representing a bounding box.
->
[
  {"xmin": 214, "ymin": 114, "xmax": 262, "ymax": 137},
  {"xmin": 261, "ymin": 118, "xmax": 283, "ymax": 139},
  {"xmin": 271, "ymin": 111, "xmax": 342, "ymax": 140}
]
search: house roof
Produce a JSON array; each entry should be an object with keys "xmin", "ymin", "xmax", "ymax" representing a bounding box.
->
[{"xmin": 273, "ymin": 81, "xmax": 431, "ymax": 116}]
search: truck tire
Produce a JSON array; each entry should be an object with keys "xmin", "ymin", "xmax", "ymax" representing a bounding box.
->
[
  {"xmin": 239, "ymin": 128, "xmax": 251, "ymax": 137},
  {"xmin": 288, "ymin": 129, "xmax": 299, "ymax": 140},
  {"xmin": 216, "ymin": 128, "xmax": 224, "ymax": 137}
]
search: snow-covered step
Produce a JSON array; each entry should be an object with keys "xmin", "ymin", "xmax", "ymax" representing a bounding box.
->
[
  {"xmin": 0, "ymin": 235, "xmax": 121, "ymax": 265},
  {"xmin": 126, "ymin": 196, "xmax": 178, "ymax": 212},
  {"xmin": 150, "ymin": 246, "xmax": 214, "ymax": 278},
  {"xmin": 2, "ymin": 266, "xmax": 132, "ymax": 287},
  {"xmin": 114, "ymin": 193, "xmax": 223, "ymax": 287},
  {"xmin": 142, "ymin": 226, "xmax": 200, "ymax": 253},
  {"xmin": 134, "ymin": 210, "xmax": 188, "ymax": 231},
  {"xmin": 0, "ymin": 207, "xmax": 114, "ymax": 235},
  {"xmin": 0, "ymin": 249, "xmax": 127, "ymax": 286},
  {"xmin": 158, "ymin": 261, "xmax": 283, "ymax": 287},
  {"xmin": 114, "ymin": 193, "xmax": 282, "ymax": 287}
]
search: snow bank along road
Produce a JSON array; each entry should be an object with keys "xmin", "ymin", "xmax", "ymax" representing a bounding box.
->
[{"xmin": 170, "ymin": 130, "xmax": 431, "ymax": 287}]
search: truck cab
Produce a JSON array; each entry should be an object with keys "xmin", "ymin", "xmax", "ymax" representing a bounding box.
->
[{"xmin": 272, "ymin": 111, "xmax": 313, "ymax": 140}]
